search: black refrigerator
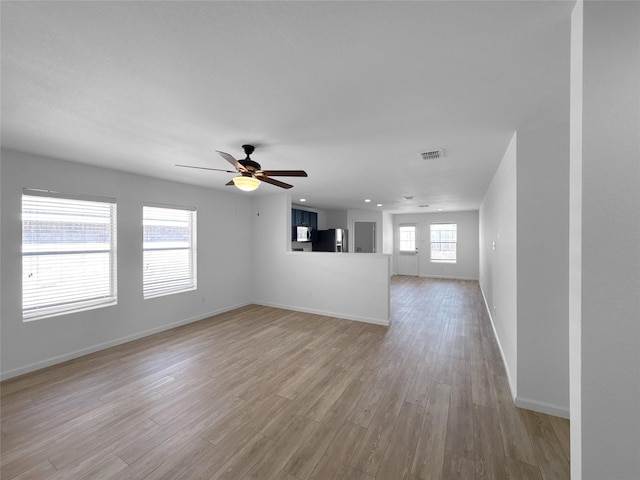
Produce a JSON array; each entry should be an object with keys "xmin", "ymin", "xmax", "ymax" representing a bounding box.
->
[{"xmin": 312, "ymin": 229, "xmax": 348, "ymax": 252}]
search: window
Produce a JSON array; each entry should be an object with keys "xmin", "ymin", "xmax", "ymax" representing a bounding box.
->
[
  {"xmin": 430, "ymin": 223, "xmax": 457, "ymax": 263},
  {"xmin": 22, "ymin": 190, "xmax": 117, "ymax": 320},
  {"xmin": 399, "ymin": 225, "xmax": 416, "ymax": 252},
  {"xmin": 143, "ymin": 205, "xmax": 196, "ymax": 298}
]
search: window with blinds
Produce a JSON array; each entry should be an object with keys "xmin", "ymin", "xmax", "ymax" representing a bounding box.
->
[
  {"xmin": 143, "ymin": 205, "xmax": 197, "ymax": 299},
  {"xmin": 22, "ymin": 190, "xmax": 117, "ymax": 321},
  {"xmin": 430, "ymin": 223, "xmax": 457, "ymax": 263}
]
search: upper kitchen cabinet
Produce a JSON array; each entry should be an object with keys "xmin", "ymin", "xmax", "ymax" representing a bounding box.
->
[{"xmin": 291, "ymin": 208, "xmax": 318, "ymax": 241}]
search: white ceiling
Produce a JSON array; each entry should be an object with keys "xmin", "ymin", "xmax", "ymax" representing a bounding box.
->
[{"xmin": 1, "ymin": 1, "xmax": 573, "ymax": 213}]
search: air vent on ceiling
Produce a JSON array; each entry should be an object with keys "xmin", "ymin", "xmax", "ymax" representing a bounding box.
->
[
  {"xmin": 404, "ymin": 196, "xmax": 414, "ymax": 200},
  {"xmin": 420, "ymin": 149, "xmax": 444, "ymax": 160},
  {"xmin": 419, "ymin": 204, "xmax": 430, "ymax": 208}
]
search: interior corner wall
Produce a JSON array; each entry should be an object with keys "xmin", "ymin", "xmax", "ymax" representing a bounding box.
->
[
  {"xmin": 571, "ymin": 1, "xmax": 640, "ymax": 477},
  {"xmin": 516, "ymin": 120, "xmax": 570, "ymax": 418},
  {"xmin": 0, "ymin": 149, "xmax": 254, "ymax": 379},
  {"xmin": 479, "ymin": 132, "xmax": 518, "ymax": 395}
]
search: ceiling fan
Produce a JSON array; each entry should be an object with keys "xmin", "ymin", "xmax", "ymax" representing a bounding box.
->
[{"xmin": 175, "ymin": 144, "xmax": 307, "ymax": 191}]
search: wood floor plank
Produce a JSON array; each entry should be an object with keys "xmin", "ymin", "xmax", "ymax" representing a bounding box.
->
[
  {"xmin": 273, "ymin": 470, "xmax": 300, "ymax": 480},
  {"xmin": 473, "ymin": 403, "xmax": 508, "ymax": 480},
  {"xmin": 529, "ymin": 431, "xmax": 571, "ymax": 480},
  {"xmin": 505, "ymin": 457, "xmax": 544, "ymax": 480},
  {"xmin": 207, "ymin": 432, "xmax": 274, "ymax": 480},
  {"xmin": 200, "ymin": 393, "xmax": 289, "ymax": 446},
  {"xmin": 405, "ymin": 350, "xmax": 437, "ymax": 406},
  {"xmin": 444, "ymin": 369, "xmax": 474, "ymax": 461},
  {"xmin": 432, "ymin": 354, "xmax": 454, "ymax": 386},
  {"xmin": 242, "ymin": 415, "xmax": 317, "ymax": 480},
  {"xmin": 548, "ymin": 415, "xmax": 570, "ymax": 461},
  {"xmin": 490, "ymin": 373, "xmax": 538, "ymax": 466},
  {"xmin": 411, "ymin": 382, "xmax": 451, "ymax": 480},
  {"xmin": 48, "ymin": 417, "xmax": 160, "ymax": 471},
  {"xmin": 375, "ymin": 401, "xmax": 425, "ymax": 480},
  {"xmin": 470, "ymin": 354, "xmax": 494, "ymax": 407},
  {"xmin": 0, "ymin": 277, "xmax": 570, "ymax": 480},
  {"xmin": 139, "ymin": 437, "xmax": 213, "ymax": 480},
  {"xmin": 75, "ymin": 456, "xmax": 128, "ymax": 480},
  {"xmin": 307, "ymin": 421, "xmax": 366, "ymax": 480},
  {"xmin": 441, "ymin": 453, "xmax": 476, "ymax": 479},
  {"xmin": 116, "ymin": 393, "xmax": 242, "ymax": 467},
  {"xmin": 284, "ymin": 378, "xmax": 369, "ymax": 479},
  {"xmin": 349, "ymin": 375, "xmax": 411, "ymax": 477},
  {"xmin": 347, "ymin": 375, "xmax": 392, "ymax": 428},
  {"xmin": 8, "ymin": 460, "xmax": 56, "ymax": 480}
]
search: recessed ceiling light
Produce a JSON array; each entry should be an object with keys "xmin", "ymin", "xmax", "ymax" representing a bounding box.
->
[
  {"xmin": 299, "ymin": 198, "xmax": 306, "ymax": 202},
  {"xmin": 438, "ymin": 208, "xmax": 443, "ymax": 211},
  {"xmin": 377, "ymin": 203, "xmax": 382, "ymax": 207},
  {"xmin": 364, "ymin": 199, "xmax": 371, "ymax": 203}
]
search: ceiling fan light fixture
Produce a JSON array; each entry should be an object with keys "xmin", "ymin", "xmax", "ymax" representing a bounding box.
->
[{"xmin": 232, "ymin": 176, "xmax": 260, "ymax": 192}]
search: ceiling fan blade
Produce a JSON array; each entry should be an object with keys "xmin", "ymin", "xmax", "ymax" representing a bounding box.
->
[
  {"xmin": 225, "ymin": 180, "xmax": 235, "ymax": 186},
  {"xmin": 258, "ymin": 176, "xmax": 294, "ymax": 189},
  {"xmin": 259, "ymin": 170, "xmax": 308, "ymax": 177},
  {"xmin": 175, "ymin": 164, "xmax": 236, "ymax": 173},
  {"xmin": 216, "ymin": 150, "xmax": 245, "ymax": 172}
]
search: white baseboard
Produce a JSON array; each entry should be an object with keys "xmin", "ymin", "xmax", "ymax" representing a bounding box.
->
[
  {"xmin": 515, "ymin": 396, "xmax": 570, "ymax": 419},
  {"xmin": 479, "ymin": 285, "xmax": 518, "ymax": 400},
  {"xmin": 253, "ymin": 301, "xmax": 390, "ymax": 327},
  {"xmin": 479, "ymin": 285, "xmax": 571, "ymax": 419},
  {"xmin": 419, "ymin": 274, "xmax": 480, "ymax": 281},
  {"xmin": 0, "ymin": 302, "xmax": 249, "ymax": 381}
]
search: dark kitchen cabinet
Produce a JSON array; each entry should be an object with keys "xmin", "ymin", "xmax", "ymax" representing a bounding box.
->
[{"xmin": 292, "ymin": 208, "xmax": 318, "ymax": 240}]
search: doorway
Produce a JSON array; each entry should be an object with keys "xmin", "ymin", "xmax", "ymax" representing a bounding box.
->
[
  {"xmin": 397, "ymin": 224, "xmax": 419, "ymax": 276},
  {"xmin": 354, "ymin": 221, "xmax": 376, "ymax": 253}
]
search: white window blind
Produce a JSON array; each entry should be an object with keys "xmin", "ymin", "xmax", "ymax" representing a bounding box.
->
[
  {"xmin": 22, "ymin": 191, "xmax": 117, "ymax": 320},
  {"xmin": 430, "ymin": 223, "xmax": 457, "ymax": 262},
  {"xmin": 143, "ymin": 205, "xmax": 197, "ymax": 299}
]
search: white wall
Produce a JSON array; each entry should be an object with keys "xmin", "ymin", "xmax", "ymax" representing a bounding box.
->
[
  {"xmin": 252, "ymin": 194, "xmax": 391, "ymax": 325},
  {"xmin": 0, "ymin": 149, "xmax": 254, "ymax": 379},
  {"xmin": 479, "ymin": 133, "xmax": 518, "ymax": 395},
  {"xmin": 325, "ymin": 209, "xmax": 348, "ymax": 230},
  {"xmin": 517, "ymin": 119, "xmax": 570, "ymax": 418},
  {"xmin": 569, "ymin": 4, "xmax": 583, "ymax": 474},
  {"xmin": 479, "ymin": 65, "xmax": 572, "ymax": 420},
  {"xmin": 571, "ymin": 1, "xmax": 640, "ymax": 477},
  {"xmin": 393, "ymin": 211, "xmax": 479, "ymax": 280},
  {"xmin": 382, "ymin": 211, "xmax": 394, "ymax": 256}
]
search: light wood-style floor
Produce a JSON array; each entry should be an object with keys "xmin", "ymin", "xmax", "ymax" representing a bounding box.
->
[{"xmin": 1, "ymin": 276, "xmax": 570, "ymax": 480}]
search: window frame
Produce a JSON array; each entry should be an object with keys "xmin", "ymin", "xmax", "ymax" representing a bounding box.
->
[
  {"xmin": 142, "ymin": 204, "xmax": 197, "ymax": 299},
  {"xmin": 430, "ymin": 223, "xmax": 457, "ymax": 263},
  {"xmin": 21, "ymin": 189, "xmax": 118, "ymax": 321}
]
